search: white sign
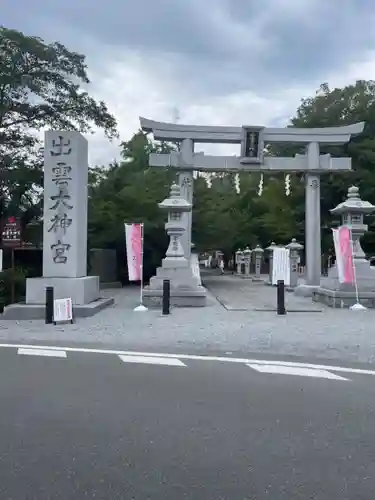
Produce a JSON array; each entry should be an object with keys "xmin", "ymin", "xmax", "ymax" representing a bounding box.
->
[
  {"xmin": 53, "ymin": 297, "xmax": 73, "ymax": 323},
  {"xmin": 0, "ymin": 249, "xmax": 2, "ymax": 272},
  {"xmin": 272, "ymin": 247, "xmax": 290, "ymax": 286}
]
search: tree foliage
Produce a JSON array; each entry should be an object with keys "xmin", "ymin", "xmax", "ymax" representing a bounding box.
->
[
  {"xmin": 89, "ymin": 79, "xmax": 375, "ymax": 274},
  {"xmin": 3, "ymin": 26, "xmax": 375, "ymax": 278},
  {"xmin": 88, "ymin": 133, "xmax": 175, "ymax": 280},
  {"xmin": 0, "ymin": 26, "xmax": 118, "ymax": 228},
  {"xmin": 287, "ymin": 80, "xmax": 375, "ymax": 252}
]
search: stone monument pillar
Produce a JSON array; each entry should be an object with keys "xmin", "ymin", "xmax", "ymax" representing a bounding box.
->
[
  {"xmin": 252, "ymin": 244, "xmax": 264, "ymax": 281},
  {"xmin": 286, "ymin": 238, "xmax": 304, "ymax": 288},
  {"xmin": 313, "ymin": 186, "xmax": 375, "ymax": 308},
  {"xmin": 243, "ymin": 247, "xmax": 252, "ymax": 278},
  {"xmin": 179, "ymin": 139, "xmax": 194, "ymax": 261},
  {"xmin": 266, "ymin": 241, "xmax": 277, "ymax": 285},
  {"xmin": 2, "ymin": 131, "xmax": 114, "ymax": 319},
  {"xmin": 143, "ymin": 183, "xmax": 206, "ymax": 307}
]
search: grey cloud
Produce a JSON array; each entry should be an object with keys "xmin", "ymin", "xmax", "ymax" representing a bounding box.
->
[{"xmin": 2, "ymin": 0, "xmax": 375, "ymax": 97}]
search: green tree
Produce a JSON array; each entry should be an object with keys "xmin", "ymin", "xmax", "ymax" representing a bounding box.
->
[
  {"xmin": 282, "ymin": 80, "xmax": 375, "ymax": 253},
  {"xmin": 192, "ymin": 174, "xmax": 242, "ymax": 255},
  {"xmin": 88, "ymin": 132, "xmax": 175, "ymax": 280},
  {"xmin": 0, "ymin": 26, "xmax": 118, "ymax": 228}
]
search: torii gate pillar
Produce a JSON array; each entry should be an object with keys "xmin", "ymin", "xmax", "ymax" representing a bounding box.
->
[
  {"xmin": 305, "ymin": 142, "xmax": 322, "ymax": 289},
  {"xmin": 178, "ymin": 139, "xmax": 194, "ymax": 260}
]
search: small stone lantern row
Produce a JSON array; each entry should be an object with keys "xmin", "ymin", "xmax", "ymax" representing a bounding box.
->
[
  {"xmin": 235, "ymin": 244, "xmax": 263, "ymax": 280},
  {"xmin": 234, "ymin": 238, "xmax": 304, "ymax": 287}
]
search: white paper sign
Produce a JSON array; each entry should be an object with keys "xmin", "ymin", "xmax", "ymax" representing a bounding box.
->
[
  {"xmin": 272, "ymin": 248, "xmax": 290, "ymax": 286},
  {"xmin": 53, "ymin": 298, "xmax": 73, "ymax": 323}
]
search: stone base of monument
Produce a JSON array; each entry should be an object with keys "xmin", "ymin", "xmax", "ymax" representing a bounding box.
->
[
  {"xmin": 143, "ymin": 259, "xmax": 207, "ymax": 308},
  {"xmin": 1, "ymin": 276, "xmax": 114, "ymax": 320},
  {"xmin": 143, "ymin": 286, "xmax": 207, "ymax": 308},
  {"xmin": 294, "ymin": 283, "xmax": 321, "ymax": 297},
  {"xmin": 312, "ymin": 287, "xmax": 375, "ymax": 308},
  {"xmin": 311, "ymin": 259, "xmax": 375, "ymax": 308}
]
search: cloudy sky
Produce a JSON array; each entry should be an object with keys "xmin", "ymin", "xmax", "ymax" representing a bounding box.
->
[{"xmin": 2, "ymin": 0, "xmax": 375, "ymax": 164}]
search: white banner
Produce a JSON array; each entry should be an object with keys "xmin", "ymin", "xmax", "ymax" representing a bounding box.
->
[
  {"xmin": 332, "ymin": 228, "xmax": 344, "ymax": 283},
  {"xmin": 332, "ymin": 226, "xmax": 354, "ymax": 284},
  {"xmin": 125, "ymin": 223, "xmax": 143, "ymax": 281},
  {"xmin": 272, "ymin": 247, "xmax": 290, "ymax": 286}
]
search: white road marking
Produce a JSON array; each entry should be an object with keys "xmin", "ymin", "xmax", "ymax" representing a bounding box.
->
[
  {"xmin": 0, "ymin": 343, "xmax": 373, "ymax": 376},
  {"xmin": 118, "ymin": 355, "xmax": 186, "ymax": 367},
  {"xmin": 247, "ymin": 364, "xmax": 348, "ymax": 381},
  {"xmin": 17, "ymin": 348, "xmax": 67, "ymax": 358}
]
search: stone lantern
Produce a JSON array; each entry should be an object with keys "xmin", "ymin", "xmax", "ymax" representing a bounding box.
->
[
  {"xmin": 235, "ymin": 249, "xmax": 244, "ymax": 275},
  {"xmin": 285, "ymin": 238, "xmax": 304, "ymax": 288},
  {"xmin": 313, "ymin": 186, "xmax": 375, "ymax": 308},
  {"xmin": 242, "ymin": 246, "xmax": 252, "ymax": 278},
  {"xmin": 216, "ymin": 250, "xmax": 224, "ymax": 269},
  {"xmin": 330, "ymin": 186, "xmax": 374, "ymax": 261},
  {"xmin": 158, "ymin": 183, "xmax": 191, "ymax": 266},
  {"xmin": 143, "ymin": 183, "xmax": 207, "ymax": 307},
  {"xmin": 265, "ymin": 241, "xmax": 277, "ymax": 285},
  {"xmin": 252, "ymin": 244, "xmax": 264, "ymax": 281}
]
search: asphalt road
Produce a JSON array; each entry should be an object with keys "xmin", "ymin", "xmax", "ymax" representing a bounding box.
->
[{"xmin": 0, "ymin": 346, "xmax": 375, "ymax": 499}]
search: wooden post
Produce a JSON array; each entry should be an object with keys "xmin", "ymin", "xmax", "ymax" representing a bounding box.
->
[{"xmin": 11, "ymin": 248, "xmax": 15, "ymax": 304}]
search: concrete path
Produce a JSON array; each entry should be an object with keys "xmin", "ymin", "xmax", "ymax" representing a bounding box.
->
[
  {"xmin": 203, "ymin": 273, "xmax": 322, "ymax": 311},
  {"xmin": 1, "ymin": 274, "xmax": 375, "ymax": 365}
]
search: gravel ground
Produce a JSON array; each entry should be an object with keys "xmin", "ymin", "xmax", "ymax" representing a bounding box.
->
[{"xmin": 0, "ymin": 274, "xmax": 375, "ymax": 365}]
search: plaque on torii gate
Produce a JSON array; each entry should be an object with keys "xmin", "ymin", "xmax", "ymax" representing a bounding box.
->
[{"xmin": 141, "ymin": 117, "xmax": 364, "ymax": 296}]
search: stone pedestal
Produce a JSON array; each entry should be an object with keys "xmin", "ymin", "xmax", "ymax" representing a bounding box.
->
[
  {"xmin": 143, "ymin": 260, "xmax": 206, "ymax": 307},
  {"xmin": 2, "ymin": 276, "xmax": 113, "ymax": 319},
  {"xmin": 294, "ymin": 283, "xmax": 320, "ymax": 297},
  {"xmin": 313, "ymin": 250, "xmax": 375, "ymax": 307},
  {"xmin": 26, "ymin": 276, "xmax": 100, "ymax": 305},
  {"xmin": 313, "ymin": 266, "xmax": 375, "ymax": 308}
]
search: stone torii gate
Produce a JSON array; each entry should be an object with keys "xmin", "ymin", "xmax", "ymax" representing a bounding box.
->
[{"xmin": 140, "ymin": 117, "xmax": 364, "ymax": 296}]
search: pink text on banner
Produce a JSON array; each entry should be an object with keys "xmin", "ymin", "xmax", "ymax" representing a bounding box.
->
[
  {"xmin": 332, "ymin": 226, "xmax": 354, "ymax": 284},
  {"xmin": 125, "ymin": 223, "xmax": 142, "ymax": 281}
]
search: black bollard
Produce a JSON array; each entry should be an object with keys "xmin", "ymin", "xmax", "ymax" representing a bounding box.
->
[
  {"xmin": 162, "ymin": 279, "xmax": 170, "ymax": 315},
  {"xmin": 277, "ymin": 280, "xmax": 286, "ymax": 315},
  {"xmin": 45, "ymin": 286, "xmax": 54, "ymax": 324}
]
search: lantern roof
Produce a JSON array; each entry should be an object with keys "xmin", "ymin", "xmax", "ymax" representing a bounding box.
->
[{"xmin": 330, "ymin": 186, "xmax": 375, "ymax": 215}]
